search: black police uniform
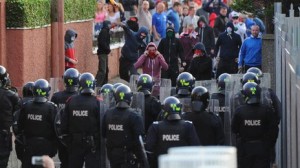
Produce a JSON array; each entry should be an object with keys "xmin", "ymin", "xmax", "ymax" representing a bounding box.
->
[
  {"xmin": 18, "ymin": 99, "xmax": 58, "ymax": 168},
  {"xmin": 144, "ymin": 95, "xmax": 161, "ymax": 132},
  {"xmin": 232, "ymin": 103, "xmax": 278, "ymax": 168},
  {"xmin": 102, "ymin": 107, "xmax": 144, "ymax": 168},
  {"xmin": 0, "ymin": 87, "xmax": 19, "ymax": 167},
  {"xmin": 51, "ymin": 90, "xmax": 78, "ymax": 168},
  {"xmin": 61, "ymin": 93, "xmax": 101, "ymax": 168},
  {"xmin": 146, "ymin": 120, "xmax": 200, "ymax": 168},
  {"xmin": 182, "ymin": 110, "xmax": 225, "ymax": 145}
]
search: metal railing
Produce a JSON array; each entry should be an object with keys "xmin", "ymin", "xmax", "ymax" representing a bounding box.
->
[{"xmin": 274, "ymin": 2, "xmax": 300, "ymax": 168}]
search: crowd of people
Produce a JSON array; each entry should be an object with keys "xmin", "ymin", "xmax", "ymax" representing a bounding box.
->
[{"xmin": 0, "ymin": 0, "xmax": 277, "ymax": 168}]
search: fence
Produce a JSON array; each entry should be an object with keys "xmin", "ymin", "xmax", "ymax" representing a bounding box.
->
[{"xmin": 274, "ymin": 2, "xmax": 300, "ymax": 168}]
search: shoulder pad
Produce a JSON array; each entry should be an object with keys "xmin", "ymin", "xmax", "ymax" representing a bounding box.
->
[
  {"xmin": 48, "ymin": 101, "xmax": 58, "ymax": 107},
  {"xmin": 23, "ymin": 100, "xmax": 33, "ymax": 106},
  {"xmin": 184, "ymin": 120, "xmax": 193, "ymax": 124}
]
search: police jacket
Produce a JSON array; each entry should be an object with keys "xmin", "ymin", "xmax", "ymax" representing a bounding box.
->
[
  {"xmin": 144, "ymin": 95, "xmax": 161, "ymax": 132},
  {"xmin": 61, "ymin": 94, "xmax": 101, "ymax": 135},
  {"xmin": 102, "ymin": 107, "xmax": 144, "ymax": 150},
  {"xmin": 51, "ymin": 90, "xmax": 78, "ymax": 111},
  {"xmin": 182, "ymin": 111, "xmax": 225, "ymax": 145},
  {"xmin": 0, "ymin": 88, "xmax": 20, "ymax": 130},
  {"xmin": 18, "ymin": 100, "xmax": 57, "ymax": 141},
  {"xmin": 232, "ymin": 103, "xmax": 278, "ymax": 146},
  {"xmin": 145, "ymin": 119, "xmax": 200, "ymax": 156}
]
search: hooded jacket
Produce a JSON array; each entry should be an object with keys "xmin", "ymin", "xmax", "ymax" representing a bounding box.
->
[
  {"xmin": 195, "ymin": 16, "xmax": 215, "ymax": 53},
  {"xmin": 97, "ymin": 21, "xmax": 111, "ymax": 55},
  {"xmin": 65, "ymin": 29, "xmax": 78, "ymax": 68},
  {"xmin": 134, "ymin": 42, "xmax": 168, "ymax": 79},
  {"xmin": 157, "ymin": 26, "xmax": 184, "ymax": 69},
  {"xmin": 215, "ymin": 22, "xmax": 242, "ymax": 61},
  {"xmin": 121, "ymin": 25, "xmax": 149, "ymax": 63}
]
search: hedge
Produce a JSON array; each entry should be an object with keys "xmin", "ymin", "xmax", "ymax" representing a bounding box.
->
[{"xmin": 6, "ymin": 0, "xmax": 95, "ymax": 28}]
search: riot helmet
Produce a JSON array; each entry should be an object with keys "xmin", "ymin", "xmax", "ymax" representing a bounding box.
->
[
  {"xmin": 114, "ymin": 85, "xmax": 133, "ymax": 108},
  {"xmin": 113, "ymin": 83, "xmax": 124, "ymax": 92},
  {"xmin": 79, "ymin": 72, "xmax": 95, "ymax": 94},
  {"xmin": 63, "ymin": 68, "xmax": 80, "ymax": 92},
  {"xmin": 100, "ymin": 83, "xmax": 114, "ymax": 95},
  {"xmin": 33, "ymin": 79, "xmax": 51, "ymax": 102},
  {"xmin": 0, "ymin": 65, "xmax": 9, "ymax": 87},
  {"xmin": 137, "ymin": 74, "xmax": 154, "ymax": 95},
  {"xmin": 217, "ymin": 73, "xmax": 231, "ymax": 94},
  {"xmin": 241, "ymin": 82, "xmax": 261, "ymax": 104},
  {"xmin": 163, "ymin": 96, "xmax": 182, "ymax": 120},
  {"xmin": 191, "ymin": 86, "xmax": 210, "ymax": 112},
  {"xmin": 22, "ymin": 82, "xmax": 34, "ymax": 97},
  {"xmin": 246, "ymin": 67, "xmax": 263, "ymax": 78},
  {"xmin": 176, "ymin": 72, "xmax": 195, "ymax": 95},
  {"xmin": 241, "ymin": 72, "xmax": 260, "ymax": 85}
]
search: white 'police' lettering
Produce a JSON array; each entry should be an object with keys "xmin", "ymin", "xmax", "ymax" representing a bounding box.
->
[
  {"xmin": 214, "ymin": 106, "xmax": 229, "ymax": 112},
  {"xmin": 58, "ymin": 103, "xmax": 65, "ymax": 110},
  {"xmin": 244, "ymin": 120, "xmax": 261, "ymax": 126},
  {"xmin": 108, "ymin": 124, "xmax": 124, "ymax": 131},
  {"xmin": 27, "ymin": 114, "xmax": 42, "ymax": 121},
  {"xmin": 73, "ymin": 110, "xmax": 88, "ymax": 117},
  {"xmin": 162, "ymin": 134, "xmax": 180, "ymax": 141}
]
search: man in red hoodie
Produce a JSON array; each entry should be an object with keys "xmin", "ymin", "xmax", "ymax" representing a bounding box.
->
[{"xmin": 65, "ymin": 29, "xmax": 78, "ymax": 70}]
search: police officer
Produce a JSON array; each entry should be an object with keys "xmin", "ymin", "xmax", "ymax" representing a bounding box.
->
[
  {"xmin": 51, "ymin": 68, "xmax": 80, "ymax": 168},
  {"xmin": 13, "ymin": 82, "xmax": 34, "ymax": 164},
  {"xmin": 18, "ymin": 79, "xmax": 58, "ymax": 168},
  {"xmin": 102, "ymin": 85, "xmax": 145, "ymax": 168},
  {"xmin": 175, "ymin": 72, "xmax": 195, "ymax": 113},
  {"xmin": 183, "ymin": 86, "xmax": 225, "ymax": 145},
  {"xmin": 232, "ymin": 82, "xmax": 278, "ymax": 168},
  {"xmin": 246, "ymin": 67, "xmax": 281, "ymax": 166},
  {"xmin": 145, "ymin": 96, "xmax": 200, "ymax": 168},
  {"xmin": 0, "ymin": 65, "xmax": 19, "ymax": 168},
  {"xmin": 137, "ymin": 74, "xmax": 161, "ymax": 132},
  {"xmin": 61, "ymin": 72, "xmax": 101, "ymax": 168},
  {"xmin": 99, "ymin": 83, "xmax": 115, "ymax": 108}
]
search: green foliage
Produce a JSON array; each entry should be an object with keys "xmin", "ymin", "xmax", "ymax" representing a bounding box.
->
[
  {"xmin": 230, "ymin": 0, "xmax": 256, "ymax": 14},
  {"xmin": 6, "ymin": 0, "xmax": 95, "ymax": 28}
]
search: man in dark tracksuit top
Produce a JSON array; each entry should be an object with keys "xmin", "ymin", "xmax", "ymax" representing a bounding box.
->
[
  {"xmin": 13, "ymin": 82, "xmax": 34, "ymax": 165},
  {"xmin": 51, "ymin": 68, "xmax": 79, "ymax": 168},
  {"xmin": 102, "ymin": 85, "xmax": 145, "ymax": 168},
  {"xmin": 96, "ymin": 21, "xmax": 111, "ymax": 87},
  {"xmin": 18, "ymin": 79, "xmax": 58, "ymax": 168},
  {"xmin": 158, "ymin": 26, "xmax": 184, "ymax": 87},
  {"xmin": 215, "ymin": 22, "xmax": 242, "ymax": 78},
  {"xmin": 232, "ymin": 82, "xmax": 278, "ymax": 168},
  {"xmin": 146, "ymin": 96, "xmax": 200, "ymax": 168},
  {"xmin": 0, "ymin": 66, "xmax": 20, "ymax": 168},
  {"xmin": 183, "ymin": 86, "xmax": 225, "ymax": 145},
  {"xmin": 119, "ymin": 23, "xmax": 149, "ymax": 82},
  {"xmin": 61, "ymin": 73, "xmax": 101, "ymax": 168}
]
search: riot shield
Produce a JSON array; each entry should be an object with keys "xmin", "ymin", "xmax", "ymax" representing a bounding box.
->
[
  {"xmin": 131, "ymin": 92, "xmax": 145, "ymax": 124},
  {"xmin": 195, "ymin": 80, "xmax": 217, "ymax": 94},
  {"xmin": 49, "ymin": 78, "xmax": 64, "ymax": 100},
  {"xmin": 129, "ymin": 74, "xmax": 140, "ymax": 92},
  {"xmin": 159, "ymin": 79, "xmax": 172, "ymax": 103},
  {"xmin": 178, "ymin": 97, "xmax": 192, "ymax": 113},
  {"xmin": 259, "ymin": 73, "xmax": 271, "ymax": 89},
  {"xmin": 101, "ymin": 92, "xmax": 116, "ymax": 109},
  {"xmin": 99, "ymin": 99, "xmax": 110, "ymax": 168},
  {"xmin": 95, "ymin": 87, "xmax": 101, "ymax": 96},
  {"xmin": 225, "ymin": 74, "xmax": 243, "ymax": 145}
]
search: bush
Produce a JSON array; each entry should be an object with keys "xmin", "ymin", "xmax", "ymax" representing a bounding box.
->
[{"xmin": 6, "ymin": 0, "xmax": 95, "ymax": 28}]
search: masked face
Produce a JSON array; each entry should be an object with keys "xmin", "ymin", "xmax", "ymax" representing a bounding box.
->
[
  {"xmin": 167, "ymin": 31, "xmax": 174, "ymax": 38},
  {"xmin": 140, "ymin": 33, "xmax": 147, "ymax": 40},
  {"xmin": 227, "ymin": 27, "xmax": 232, "ymax": 34},
  {"xmin": 198, "ymin": 22, "xmax": 204, "ymax": 28},
  {"xmin": 194, "ymin": 49, "xmax": 203, "ymax": 56},
  {"xmin": 148, "ymin": 47, "xmax": 157, "ymax": 58}
]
